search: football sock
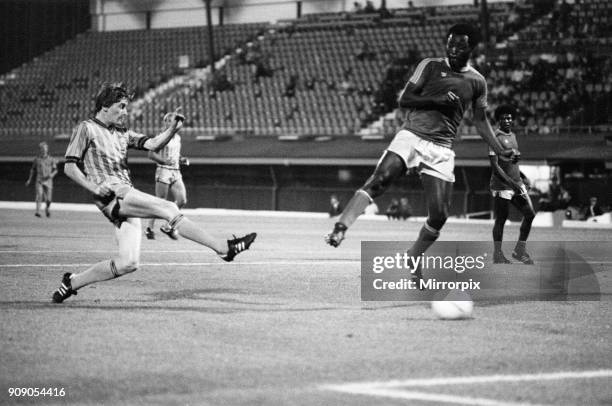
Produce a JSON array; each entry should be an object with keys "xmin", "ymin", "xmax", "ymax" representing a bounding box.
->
[
  {"xmin": 407, "ymin": 222, "xmax": 440, "ymax": 259},
  {"xmin": 70, "ymin": 259, "xmax": 116, "ymax": 290},
  {"xmin": 494, "ymin": 240, "xmax": 503, "ymax": 253},
  {"xmin": 174, "ymin": 216, "xmax": 226, "ymax": 254},
  {"xmin": 337, "ymin": 190, "xmax": 373, "ymax": 229},
  {"xmin": 515, "ymin": 240, "xmax": 527, "ymax": 254},
  {"xmin": 519, "ymin": 218, "xmax": 533, "ymax": 242}
]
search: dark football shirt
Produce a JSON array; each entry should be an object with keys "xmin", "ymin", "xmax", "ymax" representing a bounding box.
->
[
  {"xmin": 399, "ymin": 58, "xmax": 488, "ymax": 148},
  {"xmin": 489, "ymin": 129, "xmax": 521, "ymax": 190}
]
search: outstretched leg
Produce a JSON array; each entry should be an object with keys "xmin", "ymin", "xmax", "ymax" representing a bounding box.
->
[
  {"xmin": 121, "ymin": 188, "xmax": 227, "ymax": 254},
  {"xmin": 326, "ymin": 151, "xmax": 406, "ymax": 247}
]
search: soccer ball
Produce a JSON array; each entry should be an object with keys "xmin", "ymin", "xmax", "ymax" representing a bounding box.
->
[{"xmin": 431, "ymin": 290, "xmax": 473, "ymax": 320}]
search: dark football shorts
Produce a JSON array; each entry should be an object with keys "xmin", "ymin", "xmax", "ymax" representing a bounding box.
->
[{"xmin": 93, "ymin": 183, "xmax": 133, "ymax": 227}]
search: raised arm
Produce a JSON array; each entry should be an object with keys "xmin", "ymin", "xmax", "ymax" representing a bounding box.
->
[
  {"xmin": 143, "ymin": 108, "xmax": 184, "ymax": 152},
  {"xmin": 148, "ymin": 150, "xmax": 172, "ymax": 165}
]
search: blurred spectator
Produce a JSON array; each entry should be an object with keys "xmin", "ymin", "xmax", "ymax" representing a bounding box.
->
[
  {"xmin": 339, "ymin": 70, "xmax": 355, "ymax": 96},
  {"xmin": 399, "ymin": 197, "xmax": 413, "ymax": 219},
  {"xmin": 305, "ymin": 75, "xmax": 317, "ymax": 91},
  {"xmin": 329, "ymin": 194, "xmax": 343, "ymax": 217},
  {"xmin": 355, "ymin": 40, "xmax": 376, "ymax": 61},
  {"xmin": 378, "ymin": 1, "xmax": 392, "ymax": 19},
  {"xmin": 539, "ymin": 176, "xmax": 571, "ymax": 211},
  {"xmin": 352, "ymin": 2, "xmax": 363, "ymax": 13},
  {"xmin": 210, "ymin": 71, "xmax": 235, "ymax": 92},
  {"xmin": 284, "ymin": 74, "xmax": 299, "ymax": 98},
  {"xmin": 583, "ymin": 196, "xmax": 603, "ymax": 220},
  {"xmin": 386, "ymin": 198, "xmax": 400, "ymax": 220},
  {"xmin": 364, "ymin": 1, "xmax": 375, "ymax": 13}
]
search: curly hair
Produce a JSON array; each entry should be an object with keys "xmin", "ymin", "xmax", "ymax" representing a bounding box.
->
[
  {"xmin": 447, "ymin": 23, "xmax": 481, "ymax": 48},
  {"xmin": 494, "ymin": 104, "xmax": 517, "ymax": 121}
]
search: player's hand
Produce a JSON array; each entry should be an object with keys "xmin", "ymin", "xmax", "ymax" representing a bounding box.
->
[
  {"xmin": 500, "ymin": 148, "xmax": 519, "ymax": 161},
  {"xmin": 179, "ymin": 157, "xmax": 190, "ymax": 166},
  {"xmin": 522, "ymin": 176, "xmax": 531, "ymax": 189},
  {"xmin": 442, "ymin": 91, "xmax": 461, "ymax": 106},
  {"xmin": 169, "ymin": 107, "xmax": 185, "ymax": 129},
  {"xmin": 93, "ymin": 184, "xmax": 114, "ymax": 199}
]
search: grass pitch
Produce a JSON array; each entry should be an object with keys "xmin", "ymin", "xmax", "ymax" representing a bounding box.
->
[{"xmin": 1, "ymin": 208, "xmax": 611, "ymax": 405}]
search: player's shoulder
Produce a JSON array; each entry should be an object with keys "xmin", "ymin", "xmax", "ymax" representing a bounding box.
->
[
  {"xmin": 466, "ymin": 65, "xmax": 486, "ymax": 83},
  {"xmin": 417, "ymin": 57, "xmax": 445, "ymax": 67},
  {"xmin": 75, "ymin": 119, "xmax": 95, "ymax": 132}
]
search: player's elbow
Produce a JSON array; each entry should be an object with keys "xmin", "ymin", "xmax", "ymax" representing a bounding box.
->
[{"xmin": 64, "ymin": 163, "xmax": 79, "ymax": 181}]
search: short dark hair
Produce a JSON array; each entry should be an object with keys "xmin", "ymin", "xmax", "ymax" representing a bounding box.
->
[
  {"xmin": 93, "ymin": 82, "xmax": 131, "ymax": 113},
  {"xmin": 494, "ymin": 104, "xmax": 517, "ymax": 121},
  {"xmin": 447, "ymin": 23, "xmax": 481, "ymax": 48}
]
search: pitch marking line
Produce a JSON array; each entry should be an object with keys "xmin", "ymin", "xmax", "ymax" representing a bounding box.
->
[
  {"xmin": 322, "ymin": 369, "xmax": 612, "ymax": 406},
  {"xmin": 0, "ymin": 260, "xmax": 359, "ymax": 268}
]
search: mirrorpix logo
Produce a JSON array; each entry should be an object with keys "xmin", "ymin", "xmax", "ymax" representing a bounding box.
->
[
  {"xmin": 361, "ymin": 241, "xmax": 606, "ymax": 302},
  {"xmin": 370, "ymin": 251, "xmax": 485, "ymax": 291}
]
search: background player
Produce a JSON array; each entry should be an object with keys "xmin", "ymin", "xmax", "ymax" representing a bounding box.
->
[
  {"xmin": 145, "ymin": 112, "xmax": 190, "ymax": 240},
  {"xmin": 52, "ymin": 82, "xmax": 256, "ymax": 303},
  {"xmin": 325, "ymin": 23, "xmax": 517, "ymax": 278},
  {"xmin": 25, "ymin": 141, "xmax": 57, "ymax": 217},
  {"xmin": 489, "ymin": 104, "xmax": 536, "ymax": 264}
]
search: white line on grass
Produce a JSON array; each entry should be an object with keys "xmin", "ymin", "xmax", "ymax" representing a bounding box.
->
[
  {"xmin": 0, "ymin": 260, "xmax": 359, "ymax": 268},
  {"xmin": 323, "ymin": 370, "xmax": 612, "ymax": 406},
  {"xmin": 333, "ymin": 387, "xmax": 546, "ymax": 406}
]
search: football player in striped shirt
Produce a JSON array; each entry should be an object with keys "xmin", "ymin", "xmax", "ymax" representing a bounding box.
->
[
  {"xmin": 52, "ymin": 83, "xmax": 256, "ymax": 303},
  {"xmin": 25, "ymin": 141, "xmax": 58, "ymax": 217},
  {"xmin": 489, "ymin": 105, "xmax": 535, "ymax": 264},
  {"xmin": 325, "ymin": 24, "xmax": 518, "ymax": 278},
  {"xmin": 145, "ymin": 112, "xmax": 189, "ymax": 240}
]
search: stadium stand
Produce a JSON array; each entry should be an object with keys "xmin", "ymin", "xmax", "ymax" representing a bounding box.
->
[
  {"xmin": 0, "ymin": 24, "xmax": 266, "ymax": 134},
  {"xmin": 1, "ymin": 0, "xmax": 610, "ymax": 139}
]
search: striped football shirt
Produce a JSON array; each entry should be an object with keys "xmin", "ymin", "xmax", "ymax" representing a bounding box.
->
[
  {"xmin": 399, "ymin": 57, "xmax": 488, "ymax": 148},
  {"xmin": 156, "ymin": 134, "xmax": 181, "ymax": 170},
  {"xmin": 31, "ymin": 155, "xmax": 57, "ymax": 185},
  {"xmin": 65, "ymin": 118, "xmax": 150, "ymax": 186}
]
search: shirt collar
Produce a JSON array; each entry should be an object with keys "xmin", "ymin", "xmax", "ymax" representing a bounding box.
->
[
  {"xmin": 444, "ymin": 58, "xmax": 470, "ymax": 73},
  {"xmin": 92, "ymin": 117, "xmax": 124, "ymax": 132},
  {"xmin": 92, "ymin": 117, "xmax": 115, "ymax": 131}
]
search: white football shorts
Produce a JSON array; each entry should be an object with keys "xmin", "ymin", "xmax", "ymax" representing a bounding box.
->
[{"xmin": 386, "ymin": 129, "xmax": 455, "ymax": 183}]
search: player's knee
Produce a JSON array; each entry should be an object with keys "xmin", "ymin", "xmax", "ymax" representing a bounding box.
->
[
  {"xmin": 524, "ymin": 210, "xmax": 535, "ymax": 222},
  {"xmin": 362, "ymin": 171, "xmax": 393, "ymax": 199},
  {"xmin": 116, "ymin": 259, "xmax": 139, "ymax": 275},
  {"xmin": 428, "ymin": 204, "xmax": 449, "ymax": 229},
  {"xmin": 161, "ymin": 200, "xmax": 180, "ymax": 218},
  {"xmin": 176, "ymin": 197, "xmax": 187, "ymax": 208}
]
